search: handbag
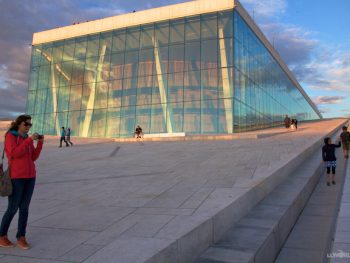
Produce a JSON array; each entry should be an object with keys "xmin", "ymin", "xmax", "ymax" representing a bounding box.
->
[{"xmin": 0, "ymin": 136, "xmax": 14, "ymax": 197}]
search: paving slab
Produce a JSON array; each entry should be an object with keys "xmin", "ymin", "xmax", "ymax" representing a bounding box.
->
[{"xmin": 0, "ymin": 227, "xmax": 96, "ymax": 260}]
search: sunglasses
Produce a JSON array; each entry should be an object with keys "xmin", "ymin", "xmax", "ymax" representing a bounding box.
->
[{"xmin": 24, "ymin": 122, "xmax": 32, "ymax": 127}]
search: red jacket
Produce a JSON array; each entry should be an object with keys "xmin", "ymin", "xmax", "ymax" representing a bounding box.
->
[{"xmin": 4, "ymin": 131, "xmax": 43, "ymax": 179}]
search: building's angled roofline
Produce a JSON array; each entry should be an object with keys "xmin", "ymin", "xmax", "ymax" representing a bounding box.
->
[
  {"xmin": 234, "ymin": 1, "xmax": 322, "ymax": 118},
  {"xmin": 32, "ymin": 0, "xmax": 321, "ymax": 118},
  {"xmin": 32, "ymin": 0, "xmax": 234, "ymax": 45}
]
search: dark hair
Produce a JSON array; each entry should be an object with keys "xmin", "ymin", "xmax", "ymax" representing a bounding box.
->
[
  {"xmin": 342, "ymin": 126, "xmax": 348, "ymax": 130},
  {"xmin": 324, "ymin": 137, "xmax": 330, "ymax": 145},
  {"xmin": 8, "ymin": 115, "xmax": 32, "ymax": 132},
  {"xmin": 62, "ymin": 127, "xmax": 65, "ymax": 129}
]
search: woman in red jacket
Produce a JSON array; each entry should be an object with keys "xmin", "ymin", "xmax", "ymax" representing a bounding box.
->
[{"xmin": 0, "ymin": 115, "xmax": 43, "ymax": 249}]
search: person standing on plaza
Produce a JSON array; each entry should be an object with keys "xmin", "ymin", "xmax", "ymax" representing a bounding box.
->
[
  {"xmin": 59, "ymin": 127, "xmax": 69, "ymax": 148},
  {"xmin": 0, "ymin": 115, "xmax": 44, "ymax": 249},
  {"xmin": 294, "ymin": 119, "xmax": 298, "ymax": 130},
  {"xmin": 339, "ymin": 126, "xmax": 350, "ymax": 158},
  {"xmin": 66, "ymin": 128, "xmax": 74, "ymax": 146},
  {"xmin": 322, "ymin": 137, "xmax": 341, "ymax": 186},
  {"xmin": 284, "ymin": 115, "xmax": 291, "ymax": 128}
]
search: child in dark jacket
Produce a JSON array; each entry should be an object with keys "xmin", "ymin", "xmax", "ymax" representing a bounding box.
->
[{"xmin": 322, "ymin": 137, "xmax": 341, "ymax": 186}]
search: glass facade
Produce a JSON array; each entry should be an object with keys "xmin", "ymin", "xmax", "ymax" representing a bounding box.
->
[{"xmin": 26, "ymin": 10, "xmax": 320, "ymax": 138}]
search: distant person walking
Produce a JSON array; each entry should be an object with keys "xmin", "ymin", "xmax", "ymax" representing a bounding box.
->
[
  {"xmin": 66, "ymin": 128, "xmax": 74, "ymax": 146},
  {"xmin": 293, "ymin": 119, "xmax": 298, "ymax": 130},
  {"xmin": 284, "ymin": 115, "xmax": 291, "ymax": 128},
  {"xmin": 290, "ymin": 119, "xmax": 298, "ymax": 131},
  {"xmin": 59, "ymin": 127, "xmax": 69, "ymax": 148},
  {"xmin": 340, "ymin": 126, "xmax": 350, "ymax": 158},
  {"xmin": 322, "ymin": 137, "xmax": 341, "ymax": 186},
  {"xmin": 0, "ymin": 115, "xmax": 43, "ymax": 249}
]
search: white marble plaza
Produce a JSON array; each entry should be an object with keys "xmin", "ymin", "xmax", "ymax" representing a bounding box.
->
[{"xmin": 0, "ymin": 119, "xmax": 347, "ymax": 262}]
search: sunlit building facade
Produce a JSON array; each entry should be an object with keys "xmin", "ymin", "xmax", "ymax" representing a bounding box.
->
[{"xmin": 26, "ymin": 0, "xmax": 321, "ymax": 138}]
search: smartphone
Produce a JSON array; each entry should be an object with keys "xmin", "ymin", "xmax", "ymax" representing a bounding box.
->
[{"xmin": 38, "ymin": 135, "xmax": 44, "ymax": 139}]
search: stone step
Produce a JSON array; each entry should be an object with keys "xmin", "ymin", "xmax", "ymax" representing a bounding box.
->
[{"xmin": 196, "ymin": 124, "xmax": 347, "ymax": 263}]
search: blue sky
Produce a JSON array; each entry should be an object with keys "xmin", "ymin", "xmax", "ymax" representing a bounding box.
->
[{"xmin": 0, "ymin": 0, "xmax": 349, "ymax": 119}]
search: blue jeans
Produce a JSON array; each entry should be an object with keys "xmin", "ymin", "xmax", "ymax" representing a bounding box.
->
[{"xmin": 0, "ymin": 178, "xmax": 35, "ymax": 239}]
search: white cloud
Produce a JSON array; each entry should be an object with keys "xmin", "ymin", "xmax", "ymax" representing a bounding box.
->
[
  {"xmin": 240, "ymin": 0, "xmax": 287, "ymax": 18},
  {"xmin": 313, "ymin": 96, "xmax": 345, "ymax": 105}
]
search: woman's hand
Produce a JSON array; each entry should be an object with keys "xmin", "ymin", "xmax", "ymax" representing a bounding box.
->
[{"xmin": 31, "ymin": 133, "xmax": 39, "ymax": 141}]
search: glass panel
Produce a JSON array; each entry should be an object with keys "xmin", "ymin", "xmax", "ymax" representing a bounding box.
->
[
  {"xmin": 218, "ymin": 99, "xmax": 233, "ymax": 133},
  {"xmin": 110, "ymin": 52, "xmax": 124, "ymax": 80},
  {"xmin": 218, "ymin": 38, "xmax": 233, "ymax": 68},
  {"xmin": 86, "ymin": 35, "xmax": 100, "ymax": 58},
  {"xmin": 52, "ymin": 41, "xmax": 64, "ymax": 63},
  {"xmin": 43, "ymin": 113, "xmax": 56, "ymax": 135},
  {"xmin": 185, "ymin": 16, "xmax": 200, "ymax": 42},
  {"xmin": 38, "ymin": 65, "xmax": 51, "ymax": 89},
  {"xmin": 136, "ymin": 105, "xmax": 151, "ymax": 134},
  {"xmin": 168, "ymin": 72, "xmax": 184, "ymax": 103},
  {"xmin": 45, "ymin": 88, "xmax": 57, "ymax": 114},
  {"xmin": 56, "ymin": 112, "xmax": 68, "ymax": 133},
  {"xmin": 106, "ymin": 108, "xmax": 121, "ymax": 138},
  {"xmin": 112, "ymin": 29, "xmax": 126, "ymax": 53},
  {"xmin": 122, "ymin": 77, "xmax": 137, "ymax": 107},
  {"xmin": 71, "ymin": 59, "xmax": 85, "ymax": 85},
  {"xmin": 84, "ymin": 56, "xmax": 99, "ymax": 83},
  {"xmin": 94, "ymin": 81, "xmax": 108, "ymax": 109},
  {"xmin": 201, "ymin": 69, "xmax": 218, "ymax": 101},
  {"xmin": 185, "ymin": 41, "xmax": 200, "ymax": 71},
  {"xmin": 140, "ymin": 25, "xmax": 154, "ymax": 49},
  {"xmin": 169, "ymin": 44, "xmax": 184, "ymax": 73},
  {"xmin": 184, "ymin": 70, "xmax": 200, "ymax": 102},
  {"xmin": 31, "ymin": 46, "xmax": 42, "ymax": 67},
  {"xmin": 138, "ymin": 48, "xmax": 154, "ymax": 76},
  {"xmin": 151, "ymin": 103, "xmax": 166, "ymax": 133},
  {"xmin": 69, "ymin": 85, "xmax": 82, "ymax": 111},
  {"xmin": 126, "ymin": 27, "xmax": 140, "ymax": 51},
  {"xmin": 59, "ymin": 61, "xmax": 73, "ymax": 87},
  {"xmin": 41, "ymin": 44, "xmax": 53, "ymax": 66},
  {"xmin": 120, "ymin": 106, "xmax": 136, "ymax": 137},
  {"xmin": 74, "ymin": 36, "xmax": 88, "ymax": 59},
  {"xmin": 170, "ymin": 19, "xmax": 184, "ymax": 44},
  {"xmin": 62, "ymin": 39, "xmax": 75, "ymax": 62},
  {"xmin": 99, "ymin": 32, "xmax": 113, "ymax": 55},
  {"xmin": 57, "ymin": 86, "xmax": 70, "ymax": 112},
  {"xmin": 66, "ymin": 111, "xmax": 80, "ymax": 136},
  {"xmin": 218, "ymin": 67, "xmax": 233, "ymax": 99},
  {"xmin": 26, "ymin": 91, "xmax": 36, "ymax": 114},
  {"xmin": 29, "ymin": 67, "xmax": 39, "ymax": 90},
  {"xmin": 201, "ymin": 39, "xmax": 218, "ymax": 69},
  {"xmin": 152, "ymin": 75, "xmax": 167, "ymax": 105},
  {"xmin": 168, "ymin": 102, "xmax": 183, "ymax": 132},
  {"xmin": 201, "ymin": 13, "xmax": 218, "ymax": 40},
  {"xmin": 155, "ymin": 22, "xmax": 169, "ymax": 46},
  {"xmin": 155, "ymin": 46, "xmax": 169, "ymax": 74},
  {"xmin": 33, "ymin": 114, "xmax": 44, "ymax": 134},
  {"xmin": 137, "ymin": 75, "xmax": 153, "ymax": 105},
  {"xmin": 91, "ymin": 109, "xmax": 106, "ymax": 137},
  {"xmin": 124, "ymin": 51, "xmax": 139, "ymax": 78},
  {"xmin": 184, "ymin": 100, "xmax": 200, "ymax": 133},
  {"xmin": 34, "ymin": 89, "xmax": 48, "ymax": 114},
  {"xmin": 201, "ymin": 99, "xmax": 218, "ymax": 133},
  {"xmin": 219, "ymin": 11, "xmax": 233, "ymax": 38},
  {"xmin": 108, "ymin": 79, "xmax": 123, "ymax": 108}
]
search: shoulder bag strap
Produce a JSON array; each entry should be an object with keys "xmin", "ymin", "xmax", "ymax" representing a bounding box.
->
[{"xmin": 1, "ymin": 132, "xmax": 19, "ymax": 165}]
